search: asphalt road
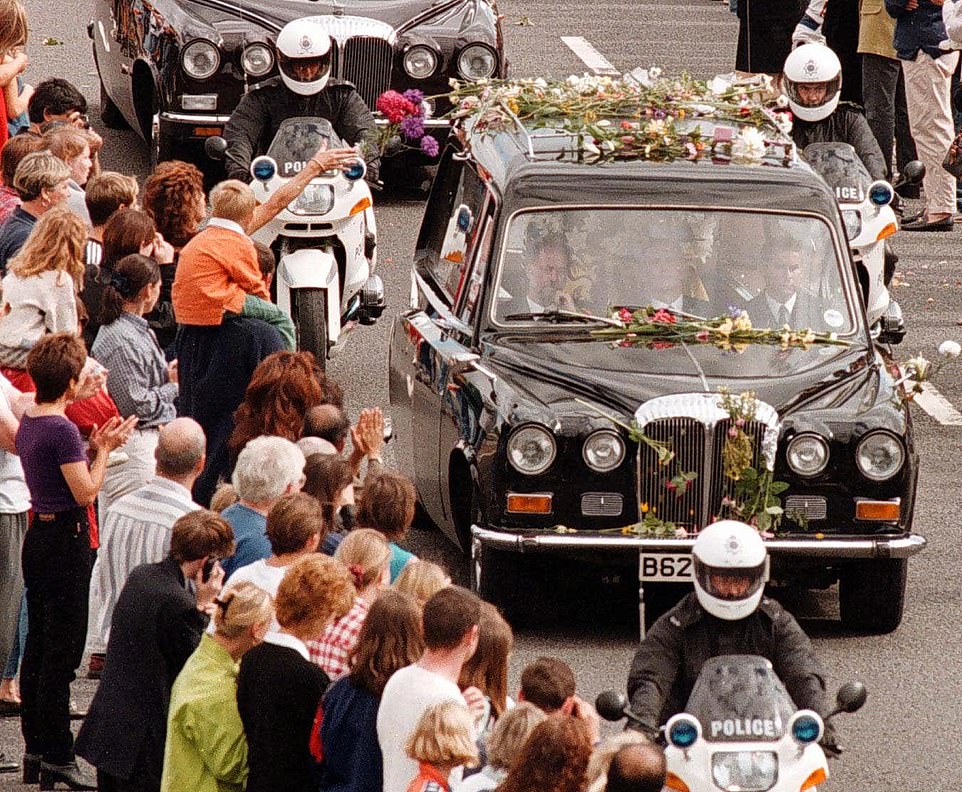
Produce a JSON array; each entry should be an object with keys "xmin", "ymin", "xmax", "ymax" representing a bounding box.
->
[{"xmin": 3, "ymin": 1, "xmax": 961, "ymax": 790}]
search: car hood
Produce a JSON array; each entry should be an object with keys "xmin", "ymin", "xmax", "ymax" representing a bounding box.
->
[
  {"xmin": 179, "ymin": 0, "xmax": 464, "ymax": 33},
  {"xmin": 481, "ymin": 332, "xmax": 880, "ymax": 419}
]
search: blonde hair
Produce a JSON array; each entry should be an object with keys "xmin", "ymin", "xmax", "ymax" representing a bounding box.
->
[
  {"xmin": 13, "ymin": 151, "xmax": 71, "ymax": 202},
  {"xmin": 0, "ymin": 0, "xmax": 28, "ymax": 53},
  {"xmin": 209, "ymin": 483, "xmax": 240, "ymax": 513},
  {"xmin": 405, "ymin": 701, "xmax": 479, "ymax": 768},
  {"xmin": 335, "ymin": 528, "xmax": 390, "ymax": 591},
  {"xmin": 393, "ymin": 560, "xmax": 450, "ymax": 607},
  {"xmin": 9, "ymin": 207, "xmax": 85, "ymax": 288},
  {"xmin": 209, "ymin": 179, "xmax": 256, "ymax": 224},
  {"xmin": 275, "ymin": 554, "xmax": 355, "ymax": 632},
  {"xmin": 213, "ymin": 581, "xmax": 273, "ymax": 639},
  {"xmin": 584, "ymin": 732, "xmax": 651, "ymax": 792},
  {"xmin": 487, "ymin": 702, "xmax": 546, "ymax": 770},
  {"xmin": 43, "ymin": 126, "xmax": 90, "ymax": 163}
]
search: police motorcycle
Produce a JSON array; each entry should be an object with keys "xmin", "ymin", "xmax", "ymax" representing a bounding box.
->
[
  {"xmin": 804, "ymin": 142, "xmax": 923, "ymax": 345},
  {"xmin": 597, "ymin": 657, "xmax": 867, "ymax": 792},
  {"xmin": 206, "ymin": 118, "xmax": 382, "ymax": 368}
]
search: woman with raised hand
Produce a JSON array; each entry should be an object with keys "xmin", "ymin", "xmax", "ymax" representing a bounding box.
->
[
  {"xmin": 160, "ymin": 581, "xmax": 273, "ymax": 792},
  {"xmin": 92, "ymin": 253, "xmax": 178, "ymax": 513}
]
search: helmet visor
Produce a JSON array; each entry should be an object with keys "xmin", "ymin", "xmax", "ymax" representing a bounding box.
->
[
  {"xmin": 785, "ymin": 75, "xmax": 841, "ymax": 109},
  {"xmin": 278, "ymin": 50, "xmax": 332, "ymax": 85},
  {"xmin": 694, "ymin": 558, "xmax": 766, "ymax": 602}
]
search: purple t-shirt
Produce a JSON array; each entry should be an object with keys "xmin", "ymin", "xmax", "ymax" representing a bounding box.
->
[{"xmin": 15, "ymin": 414, "xmax": 87, "ymax": 513}]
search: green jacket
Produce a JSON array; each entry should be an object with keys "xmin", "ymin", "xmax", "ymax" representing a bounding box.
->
[{"xmin": 161, "ymin": 634, "xmax": 248, "ymax": 792}]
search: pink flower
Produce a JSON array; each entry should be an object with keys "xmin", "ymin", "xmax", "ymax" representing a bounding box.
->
[
  {"xmin": 735, "ymin": 418, "xmax": 745, "ymax": 428},
  {"xmin": 695, "ymin": 330, "xmax": 710, "ymax": 342},
  {"xmin": 651, "ymin": 308, "xmax": 677, "ymax": 324},
  {"xmin": 665, "ymin": 480, "xmax": 677, "ymax": 490},
  {"xmin": 727, "ymin": 426, "xmax": 738, "ymax": 438},
  {"xmin": 618, "ymin": 307, "xmax": 634, "ymax": 323},
  {"xmin": 376, "ymin": 90, "xmax": 417, "ymax": 124}
]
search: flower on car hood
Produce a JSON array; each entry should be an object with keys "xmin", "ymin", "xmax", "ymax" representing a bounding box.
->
[{"xmin": 730, "ymin": 127, "xmax": 767, "ymax": 164}]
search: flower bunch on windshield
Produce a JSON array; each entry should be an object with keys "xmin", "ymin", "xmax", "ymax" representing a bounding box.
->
[{"xmin": 374, "ymin": 89, "xmax": 439, "ymax": 158}]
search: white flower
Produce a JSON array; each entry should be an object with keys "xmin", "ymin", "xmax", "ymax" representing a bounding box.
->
[
  {"xmin": 774, "ymin": 112, "xmax": 793, "ymax": 135},
  {"xmin": 905, "ymin": 355, "xmax": 931, "ymax": 380},
  {"xmin": 775, "ymin": 94, "xmax": 789, "ymax": 108},
  {"xmin": 648, "ymin": 66, "xmax": 663, "ymax": 80},
  {"xmin": 939, "ymin": 340, "xmax": 962, "ymax": 358},
  {"xmin": 533, "ymin": 77, "xmax": 547, "ymax": 89},
  {"xmin": 645, "ymin": 119, "xmax": 667, "ymax": 136},
  {"xmin": 583, "ymin": 138, "xmax": 601, "ymax": 156},
  {"xmin": 596, "ymin": 119, "xmax": 611, "ymax": 127},
  {"xmin": 730, "ymin": 127, "xmax": 768, "ymax": 164}
]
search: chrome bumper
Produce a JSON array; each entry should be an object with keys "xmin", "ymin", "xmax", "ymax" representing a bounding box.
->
[
  {"xmin": 471, "ymin": 525, "xmax": 926, "ymax": 560},
  {"xmin": 159, "ymin": 112, "xmax": 450, "ymax": 129}
]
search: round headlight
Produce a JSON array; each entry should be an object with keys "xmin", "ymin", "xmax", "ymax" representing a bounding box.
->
[
  {"xmin": 583, "ymin": 430, "xmax": 625, "ymax": 472},
  {"xmin": 856, "ymin": 431, "xmax": 904, "ymax": 481},
  {"xmin": 242, "ymin": 43, "xmax": 274, "ymax": 77},
  {"xmin": 666, "ymin": 714, "xmax": 701, "ymax": 749},
  {"xmin": 786, "ymin": 433, "xmax": 829, "ymax": 476},
  {"xmin": 403, "ymin": 45, "xmax": 438, "ymax": 79},
  {"xmin": 788, "ymin": 710, "xmax": 823, "ymax": 745},
  {"xmin": 507, "ymin": 425, "xmax": 556, "ymax": 476},
  {"xmin": 181, "ymin": 40, "xmax": 221, "ymax": 80},
  {"xmin": 457, "ymin": 44, "xmax": 497, "ymax": 81}
]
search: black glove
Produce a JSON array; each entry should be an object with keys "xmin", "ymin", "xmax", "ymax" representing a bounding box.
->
[{"xmin": 820, "ymin": 736, "xmax": 843, "ymax": 758}]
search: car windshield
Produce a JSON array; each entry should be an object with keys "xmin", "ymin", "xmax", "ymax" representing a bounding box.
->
[
  {"xmin": 266, "ymin": 117, "xmax": 341, "ymax": 178},
  {"xmin": 804, "ymin": 143, "xmax": 872, "ymax": 204},
  {"xmin": 493, "ymin": 207, "xmax": 856, "ymax": 335},
  {"xmin": 685, "ymin": 655, "xmax": 797, "ymax": 742}
]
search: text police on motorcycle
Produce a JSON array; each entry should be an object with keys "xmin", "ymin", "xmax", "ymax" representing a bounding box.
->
[
  {"xmin": 626, "ymin": 521, "xmax": 840, "ymax": 753},
  {"xmin": 224, "ymin": 19, "xmax": 379, "ymax": 182}
]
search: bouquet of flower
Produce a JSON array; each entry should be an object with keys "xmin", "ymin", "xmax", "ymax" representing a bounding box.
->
[{"xmin": 374, "ymin": 89, "xmax": 440, "ymax": 158}]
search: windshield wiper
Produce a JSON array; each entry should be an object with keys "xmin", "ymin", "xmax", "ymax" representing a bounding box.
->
[{"xmin": 502, "ymin": 309, "xmax": 621, "ymax": 326}]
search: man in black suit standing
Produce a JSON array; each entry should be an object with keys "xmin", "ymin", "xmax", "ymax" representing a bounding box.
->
[
  {"xmin": 75, "ymin": 510, "xmax": 236, "ymax": 792},
  {"xmin": 745, "ymin": 244, "xmax": 821, "ymax": 330}
]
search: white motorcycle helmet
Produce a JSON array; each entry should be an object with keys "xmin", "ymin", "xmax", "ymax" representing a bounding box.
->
[
  {"xmin": 275, "ymin": 19, "xmax": 333, "ymax": 96},
  {"xmin": 783, "ymin": 43, "xmax": 842, "ymax": 123},
  {"xmin": 692, "ymin": 520, "xmax": 767, "ymax": 621}
]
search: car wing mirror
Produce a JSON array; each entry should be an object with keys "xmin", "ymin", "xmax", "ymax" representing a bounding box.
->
[
  {"xmin": 901, "ymin": 160, "xmax": 925, "ymax": 185},
  {"xmin": 205, "ymin": 136, "xmax": 228, "ymax": 161},
  {"xmin": 832, "ymin": 681, "xmax": 867, "ymax": 716}
]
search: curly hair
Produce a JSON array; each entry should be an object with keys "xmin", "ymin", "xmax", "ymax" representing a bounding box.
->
[
  {"xmin": 9, "ymin": 206, "xmax": 85, "ymax": 288},
  {"xmin": 142, "ymin": 160, "xmax": 206, "ymax": 249},
  {"xmin": 228, "ymin": 350, "xmax": 324, "ymax": 459},
  {"xmin": 275, "ymin": 554, "xmax": 355, "ymax": 633},
  {"xmin": 496, "ymin": 716, "xmax": 592, "ymax": 792}
]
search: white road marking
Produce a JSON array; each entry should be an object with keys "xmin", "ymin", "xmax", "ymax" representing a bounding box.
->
[
  {"xmin": 561, "ymin": 36, "xmax": 620, "ymax": 76},
  {"xmin": 913, "ymin": 382, "xmax": 962, "ymax": 426}
]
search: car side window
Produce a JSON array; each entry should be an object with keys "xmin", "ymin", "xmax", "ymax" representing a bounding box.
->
[{"xmin": 457, "ymin": 209, "xmax": 495, "ymax": 325}]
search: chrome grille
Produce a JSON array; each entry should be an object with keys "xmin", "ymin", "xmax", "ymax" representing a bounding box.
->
[
  {"xmin": 638, "ymin": 418, "xmax": 705, "ymax": 531},
  {"xmin": 784, "ymin": 495, "xmax": 827, "ymax": 522},
  {"xmin": 707, "ymin": 420, "xmax": 769, "ymax": 523},
  {"xmin": 581, "ymin": 492, "xmax": 624, "ymax": 517},
  {"xmin": 336, "ymin": 38, "xmax": 393, "ymax": 109}
]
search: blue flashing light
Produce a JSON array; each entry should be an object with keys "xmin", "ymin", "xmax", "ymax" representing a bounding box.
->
[
  {"xmin": 791, "ymin": 714, "xmax": 821, "ymax": 744},
  {"xmin": 344, "ymin": 161, "xmax": 366, "ymax": 181},
  {"xmin": 668, "ymin": 719, "xmax": 699, "ymax": 749},
  {"xmin": 251, "ymin": 158, "xmax": 276, "ymax": 182},
  {"xmin": 869, "ymin": 182, "xmax": 893, "ymax": 207}
]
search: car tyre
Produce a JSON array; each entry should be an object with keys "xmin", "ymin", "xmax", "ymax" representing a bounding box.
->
[
  {"xmin": 99, "ymin": 81, "xmax": 129, "ymax": 130},
  {"xmin": 292, "ymin": 288, "xmax": 330, "ymax": 371},
  {"xmin": 838, "ymin": 558, "xmax": 907, "ymax": 634}
]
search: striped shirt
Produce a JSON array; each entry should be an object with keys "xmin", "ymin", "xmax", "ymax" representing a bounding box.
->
[{"xmin": 91, "ymin": 477, "xmax": 200, "ymax": 647}]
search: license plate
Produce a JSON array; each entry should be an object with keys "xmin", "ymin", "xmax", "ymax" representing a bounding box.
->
[{"xmin": 639, "ymin": 553, "xmax": 694, "ymax": 582}]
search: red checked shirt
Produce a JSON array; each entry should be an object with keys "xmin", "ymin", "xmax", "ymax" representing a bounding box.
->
[{"xmin": 307, "ymin": 596, "xmax": 369, "ymax": 678}]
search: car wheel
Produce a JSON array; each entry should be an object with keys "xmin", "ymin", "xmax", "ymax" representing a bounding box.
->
[
  {"xmin": 292, "ymin": 288, "xmax": 330, "ymax": 371},
  {"xmin": 99, "ymin": 81, "xmax": 129, "ymax": 130},
  {"xmin": 838, "ymin": 558, "xmax": 907, "ymax": 634}
]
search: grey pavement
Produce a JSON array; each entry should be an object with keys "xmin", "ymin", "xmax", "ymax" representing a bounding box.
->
[{"xmin": 2, "ymin": 1, "xmax": 960, "ymax": 790}]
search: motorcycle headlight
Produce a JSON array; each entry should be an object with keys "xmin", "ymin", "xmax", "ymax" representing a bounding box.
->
[
  {"xmin": 241, "ymin": 43, "xmax": 274, "ymax": 77},
  {"xmin": 403, "ymin": 45, "xmax": 438, "ymax": 79},
  {"xmin": 287, "ymin": 184, "xmax": 335, "ymax": 216},
  {"xmin": 856, "ymin": 430, "xmax": 904, "ymax": 481},
  {"xmin": 181, "ymin": 40, "xmax": 221, "ymax": 80},
  {"xmin": 457, "ymin": 44, "xmax": 498, "ymax": 80},
  {"xmin": 666, "ymin": 714, "xmax": 701, "ymax": 749},
  {"xmin": 788, "ymin": 710, "xmax": 823, "ymax": 745},
  {"xmin": 583, "ymin": 430, "xmax": 625, "ymax": 472},
  {"xmin": 711, "ymin": 752, "xmax": 778, "ymax": 792},
  {"xmin": 786, "ymin": 433, "xmax": 829, "ymax": 476},
  {"xmin": 507, "ymin": 425, "xmax": 556, "ymax": 475},
  {"xmin": 842, "ymin": 209, "xmax": 861, "ymax": 240},
  {"xmin": 868, "ymin": 180, "xmax": 894, "ymax": 207}
]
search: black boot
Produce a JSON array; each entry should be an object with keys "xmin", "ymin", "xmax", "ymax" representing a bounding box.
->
[
  {"xmin": 22, "ymin": 753, "xmax": 39, "ymax": 783},
  {"xmin": 38, "ymin": 760, "xmax": 96, "ymax": 790}
]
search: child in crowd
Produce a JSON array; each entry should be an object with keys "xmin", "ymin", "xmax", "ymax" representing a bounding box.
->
[
  {"xmin": 172, "ymin": 180, "xmax": 296, "ymax": 349},
  {"xmin": 393, "ymin": 560, "xmax": 451, "ymax": 608},
  {"xmin": 356, "ymin": 470, "xmax": 419, "ymax": 581},
  {"xmin": 404, "ymin": 701, "xmax": 479, "ymax": 792}
]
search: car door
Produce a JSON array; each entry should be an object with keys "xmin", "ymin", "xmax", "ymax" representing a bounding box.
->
[
  {"xmin": 391, "ymin": 149, "xmax": 492, "ymax": 542},
  {"xmin": 91, "ymin": 0, "xmax": 138, "ymax": 124}
]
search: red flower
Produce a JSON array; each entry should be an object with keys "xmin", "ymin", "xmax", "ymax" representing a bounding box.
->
[
  {"xmin": 651, "ymin": 308, "xmax": 677, "ymax": 324},
  {"xmin": 651, "ymin": 340, "xmax": 675, "ymax": 350},
  {"xmin": 618, "ymin": 307, "xmax": 634, "ymax": 323},
  {"xmin": 620, "ymin": 120, "xmax": 634, "ymax": 131},
  {"xmin": 695, "ymin": 330, "xmax": 710, "ymax": 342},
  {"xmin": 376, "ymin": 90, "xmax": 417, "ymax": 124}
]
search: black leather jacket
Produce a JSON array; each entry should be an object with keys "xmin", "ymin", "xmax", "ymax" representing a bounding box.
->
[
  {"xmin": 223, "ymin": 78, "xmax": 379, "ymax": 182},
  {"xmin": 627, "ymin": 593, "xmax": 833, "ymax": 737},
  {"xmin": 792, "ymin": 103, "xmax": 887, "ymax": 182}
]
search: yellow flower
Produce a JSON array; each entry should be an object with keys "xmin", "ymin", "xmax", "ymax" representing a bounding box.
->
[
  {"xmin": 507, "ymin": 98, "xmax": 520, "ymax": 114},
  {"xmin": 640, "ymin": 502, "xmax": 650, "ymax": 514},
  {"xmin": 732, "ymin": 311, "xmax": 752, "ymax": 332},
  {"xmin": 716, "ymin": 317, "xmax": 733, "ymax": 338}
]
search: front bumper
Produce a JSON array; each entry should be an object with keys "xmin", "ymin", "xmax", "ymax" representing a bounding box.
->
[{"xmin": 471, "ymin": 525, "xmax": 926, "ymax": 560}]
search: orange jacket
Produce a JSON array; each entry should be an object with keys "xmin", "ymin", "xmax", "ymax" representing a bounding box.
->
[{"xmin": 172, "ymin": 225, "xmax": 269, "ymax": 326}]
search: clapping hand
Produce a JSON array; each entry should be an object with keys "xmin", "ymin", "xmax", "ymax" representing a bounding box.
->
[
  {"xmin": 89, "ymin": 415, "xmax": 138, "ymax": 453},
  {"xmin": 350, "ymin": 407, "xmax": 385, "ymax": 460}
]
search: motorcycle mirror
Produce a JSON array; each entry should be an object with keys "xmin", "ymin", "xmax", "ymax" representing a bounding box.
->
[
  {"xmin": 595, "ymin": 690, "xmax": 628, "ymax": 722},
  {"xmin": 901, "ymin": 160, "xmax": 925, "ymax": 185},
  {"xmin": 834, "ymin": 681, "xmax": 867, "ymax": 714},
  {"xmin": 204, "ymin": 136, "xmax": 228, "ymax": 161}
]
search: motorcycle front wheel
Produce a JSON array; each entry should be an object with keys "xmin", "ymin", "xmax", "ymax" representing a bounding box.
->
[{"xmin": 292, "ymin": 288, "xmax": 330, "ymax": 371}]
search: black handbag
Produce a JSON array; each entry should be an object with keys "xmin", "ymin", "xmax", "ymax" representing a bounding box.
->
[{"xmin": 943, "ymin": 131, "xmax": 962, "ymax": 179}]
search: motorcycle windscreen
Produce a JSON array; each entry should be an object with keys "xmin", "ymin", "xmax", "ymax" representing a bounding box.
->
[
  {"xmin": 803, "ymin": 142, "xmax": 871, "ymax": 204},
  {"xmin": 267, "ymin": 117, "xmax": 342, "ymax": 178},
  {"xmin": 684, "ymin": 654, "xmax": 797, "ymax": 742}
]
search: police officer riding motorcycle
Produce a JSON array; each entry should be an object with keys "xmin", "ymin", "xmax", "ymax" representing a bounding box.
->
[
  {"xmin": 626, "ymin": 521, "xmax": 841, "ymax": 755},
  {"xmin": 224, "ymin": 18, "xmax": 380, "ymax": 183}
]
